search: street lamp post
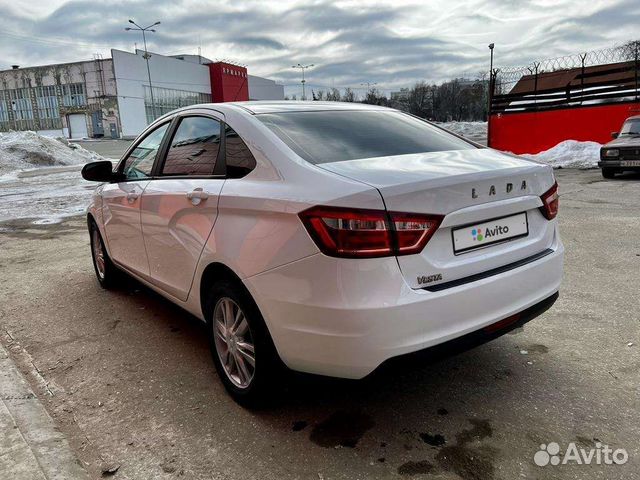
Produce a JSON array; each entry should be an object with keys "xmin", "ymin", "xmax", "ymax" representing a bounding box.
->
[
  {"xmin": 292, "ymin": 63, "xmax": 314, "ymax": 100},
  {"xmin": 126, "ymin": 19, "xmax": 161, "ymax": 120}
]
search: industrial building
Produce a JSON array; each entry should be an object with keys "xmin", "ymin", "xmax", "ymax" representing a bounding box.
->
[{"xmin": 0, "ymin": 49, "xmax": 284, "ymax": 139}]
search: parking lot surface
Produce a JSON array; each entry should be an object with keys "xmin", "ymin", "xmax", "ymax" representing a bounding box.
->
[{"xmin": 0, "ymin": 169, "xmax": 638, "ymax": 479}]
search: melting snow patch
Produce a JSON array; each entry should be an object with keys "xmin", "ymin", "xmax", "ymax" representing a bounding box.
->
[
  {"xmin": 0, "ymin": 131, "xmax": 110, "ymax": 224},
  {"xmin": 520, "ymin": 140, "xmax": 602, "ymax": 169}
]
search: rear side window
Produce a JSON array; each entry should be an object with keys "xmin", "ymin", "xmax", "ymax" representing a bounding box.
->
[
  {"xmin": 257, "ymin": 110, "xmax": 475, "ymax": 164},
  {"xmin": 224, "ymin": 125, "xmax": 256, "ymax": 178},
  {"xmin": 162, "ymin": 116, "xmax": 221, "ymax": 176},
  {"xmin": 122, "ymin": 122, "xmax": 169, "ymax": 179}
]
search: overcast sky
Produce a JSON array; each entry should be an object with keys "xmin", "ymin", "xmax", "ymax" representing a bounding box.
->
[{"xmin": 1, "ymin": 0, "xmax": 638, "ymax": 95}]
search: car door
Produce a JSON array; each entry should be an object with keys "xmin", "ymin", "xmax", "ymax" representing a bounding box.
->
[
  {"xmin": 101, "ymin": 121, "xmax": 170, "ymax": 277},
  {"xmin": 140, "ymin": 114, "xmax": 226, "ymax": 301}
]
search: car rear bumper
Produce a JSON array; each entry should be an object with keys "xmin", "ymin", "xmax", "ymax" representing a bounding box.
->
[{"xmin": 245, "ymin": 237, "xmax": 564, "ymax": 379}]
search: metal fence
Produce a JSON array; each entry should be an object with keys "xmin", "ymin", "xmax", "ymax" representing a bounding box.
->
[{"xmin": 490, "ymin": 41, "xmax": 640, "ymax": 114}]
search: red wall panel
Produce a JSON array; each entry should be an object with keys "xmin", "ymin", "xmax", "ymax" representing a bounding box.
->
[
  {"xmin": 209, "ymin": 62, "xmax": 249, "ymax": 103},
  {"xmin": 489, "ymin": 102, "xmax": 640, "ymax": 154}
]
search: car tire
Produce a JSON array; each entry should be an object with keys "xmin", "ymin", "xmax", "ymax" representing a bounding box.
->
[
  {"xmin": 602, "ymin": 168, "xmax": 616, "ymax": 179},
  {"xmin": 205, "ymin": 280, "xmax": 283, "ymax": 407},
  {"xmin": 89, "ymin": 221, "xmax": 118, "ymax": 289}
]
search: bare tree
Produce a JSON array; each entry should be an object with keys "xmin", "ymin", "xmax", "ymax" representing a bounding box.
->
[
  {"xmin": 621, "ymin": 40, "xmax": 640, "ymax": 62},
  {"xmin": 407, "ymin": 81, "xmax": 431, "ymax": 118},
  {"xmin": 342, "ymin": 87, "xmax": 356, "ymax": 102},
  {"xmin": 362, "ymin": 87, "xmax": 389, "ymax": 106},
  {"xmin": 326, "ymin": 87, "xmax": 341, "ymax": 101}
]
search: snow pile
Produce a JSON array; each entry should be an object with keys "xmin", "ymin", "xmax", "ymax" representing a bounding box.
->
[
  {"xmin": 0, "ymin": 131, "xmax": 104, "ymax": 175},
  {"xmin": 437, "ymin": 121, "xmax": 487, "ymax": 144},
  {"xmin": 0, "ymin": 131, "xmax": 112, "ymax": 224},
  {"xmin": 520, "ymin": 140, "xmax": 602, "ymax": 169}
]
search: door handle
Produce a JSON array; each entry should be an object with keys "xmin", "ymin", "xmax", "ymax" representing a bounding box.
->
[
  {"xmin": 187, "ymin": 188, "xmax": 209, "ymax": 205},
  {"xmin": 126, "ymin": 192, "xmax": 139, "ymax": 203}
]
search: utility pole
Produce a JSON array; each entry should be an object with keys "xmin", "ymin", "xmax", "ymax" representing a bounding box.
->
[
  {"xmin": 487, "ymin": 43, "xmax": 495, "ymax": 147},
  {"xmin": 126, "ymin": 19, "xmax": 161, "ymax": 121},
  {"xmin": 292, "ymin": 63, "xmax": 314, "ymax": 100},
  {"xmin": 361, "ymin": 82, "xmax": 378, "ymax": 89}
]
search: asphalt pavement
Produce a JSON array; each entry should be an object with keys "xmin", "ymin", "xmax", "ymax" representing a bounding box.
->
[{"xmin": 0, "ymin": 169, "xmax": 638, "ymax": 479}]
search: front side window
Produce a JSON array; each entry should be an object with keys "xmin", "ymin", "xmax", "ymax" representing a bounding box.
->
[
  {"xmin": 122, "ymin": 123, "xmax": 170, "ymax": 179},
  {"xmin": 257, "ymin": 110, "xmax": 475, "ymax": 165},
  {"xmin": 225, "ymin": 125, "xmax": 256, "ymax": 178},
  {"xmin": 162, "ymin": 117, "xmax": 221, "ymax": 176}
]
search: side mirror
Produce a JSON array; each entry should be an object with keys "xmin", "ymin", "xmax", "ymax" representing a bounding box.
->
[
  {"xmin": 611, "ymin": 131, "xmax": 619, "ymax": 139},
  {"xmin": 81, "ymin": 161, "xmax": 119, "ymax": 182}
]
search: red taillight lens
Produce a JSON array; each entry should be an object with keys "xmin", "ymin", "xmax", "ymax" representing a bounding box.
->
[
  {"xmin": 299, "ymin": 206, "xmax": 442, "ymax": 258},
  {"xmin": 540, "ymin": 182, "xmax": 559, "ymax": 220},
  {"xmin": 390, "ymin": 212, "xmax": 443, "ymax": 255}
]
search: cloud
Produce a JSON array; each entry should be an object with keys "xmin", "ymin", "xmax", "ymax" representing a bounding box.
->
[{"xmin": 0, "ymin": 0, "xmax": 636, "ymax": 96}]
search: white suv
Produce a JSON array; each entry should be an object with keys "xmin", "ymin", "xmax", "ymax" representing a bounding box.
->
[{"xmin": 82, "ymin": 102, "xmax": 563, "ymax": 405}]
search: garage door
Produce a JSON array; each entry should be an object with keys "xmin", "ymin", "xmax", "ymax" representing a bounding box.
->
[{"xmin": 68, "ymin": 114, "xmax": 88, "ymax": 139}]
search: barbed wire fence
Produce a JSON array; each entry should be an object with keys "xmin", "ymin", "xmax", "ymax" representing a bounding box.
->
[{"xmin": 492, "ymin": 40, "xmax": 640, "ymax": 95}]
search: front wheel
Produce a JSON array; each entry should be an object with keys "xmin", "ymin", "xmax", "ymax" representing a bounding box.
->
[
  {"xmin": 602, "ymin": 168, "xmax": 616, "ymax": 179},
  {"xmin": 89, "ymin": 221, "xmax": 117, "ymax": 289},
  {"xmin": 206, "ymin": 281, "xmax": 282, "ymax": 407}
]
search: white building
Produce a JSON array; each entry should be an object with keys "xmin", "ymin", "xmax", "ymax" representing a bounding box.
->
[
  {"xmin": 112, "ymin": 49, "xmax": 213, "ymax": 138},
  {"xmin": 0, "ymin": 49, "xmax": 284, "ymax": 139},
  {"xmin": 248, "ymin": 75, "xmax": 286, "ymax": 100}
]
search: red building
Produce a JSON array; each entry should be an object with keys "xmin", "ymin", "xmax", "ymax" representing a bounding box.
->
[{"xmin": 209, "ymin": 62, "xmax": 249, "ymax": 103}]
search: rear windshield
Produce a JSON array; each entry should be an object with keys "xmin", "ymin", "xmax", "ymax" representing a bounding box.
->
[{"xmin": 256, "ymin": 110, "xmax": 475, "ymax": 164}]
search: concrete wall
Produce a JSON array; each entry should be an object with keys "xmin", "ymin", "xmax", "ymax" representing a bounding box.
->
[
  {"xmin": 112, "ymin": 49, "xmax": 211, "ymax": 138},
  {"xmin": 248, "ymin": 75, "xmax": 285, "ymax": 100}
]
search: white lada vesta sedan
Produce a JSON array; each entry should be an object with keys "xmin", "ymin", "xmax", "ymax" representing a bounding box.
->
[{"xmin": 82, "ymin": 102, "xmax": 563, "ymax": 405}]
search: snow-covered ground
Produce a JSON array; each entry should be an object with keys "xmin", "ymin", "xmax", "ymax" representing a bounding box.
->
[
  {"xmin": 0, "ymin": 132, "xmax": 112, "ymax": 224},
  {"xmin": 436, "ymin": 121, "xmax": 488, "ymax": 144},
  {"xmin": 521, "ymin": 140, "xmax": 601, "ymax": 169}
]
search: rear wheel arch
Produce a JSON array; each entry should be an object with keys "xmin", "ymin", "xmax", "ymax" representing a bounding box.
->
[
  {"xmin": 200, "ymin": 262, "xmax": 247, "ymax": 318},
  {"xmin": 199, "ymin": 262, "xmax": 280, "ymax": 356}
]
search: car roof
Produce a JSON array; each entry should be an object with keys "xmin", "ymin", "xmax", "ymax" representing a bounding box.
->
[
  {"xmin": 625, "ymin": 115, "xmax": 640, "ymax": 121},
  {"xmin": 185, "ymin": 101, "xmax": 392, "ymax": 115}
]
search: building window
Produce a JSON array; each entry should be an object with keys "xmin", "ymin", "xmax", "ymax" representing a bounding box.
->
[
  {"xmin": 62, "ymin": 83, "xmax": 86, "ymax": 107},
  {"xmin": 0, "ymin": 99, "xmax": 8, "ymax": 122},
  {"xmin": 35, "ymin": 86, "xmax": 62, "ymax": 129},
  {"xmin": 9, "ymin": 89, "xmax": 33, "ymax": 121},
  {"xmin": 143, "ymin": 86, "xmax": 212, "ymax": 124},
  {"xmin": 0, "ymin": 98, "xmax": 8, "ymax": 131}
]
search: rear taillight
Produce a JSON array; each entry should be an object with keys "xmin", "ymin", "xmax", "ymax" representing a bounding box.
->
[
  {"xmin": 299, "ymin": 206, "xmax": 442, "ymax": 258},
  {"xmin": 540, "ymin": 182, "xmax": 559, "ymax": 220},
  {"xmin": 390, "ymin": 212, "xmax": 443, "ymax": 255}
]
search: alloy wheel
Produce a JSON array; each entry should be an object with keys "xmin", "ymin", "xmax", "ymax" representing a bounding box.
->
[
  {"xmin": 213, "ymin": 297, "xmax": 256, "ymax": 389},
  {"xmin": 92, "ymin": 228, "xmax": 106, "ymax": 280}
]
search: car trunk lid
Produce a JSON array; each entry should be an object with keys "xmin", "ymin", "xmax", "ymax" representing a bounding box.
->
[{"xmin": 318, "ymin": 148, "xmax": 557, "ymax": 289}]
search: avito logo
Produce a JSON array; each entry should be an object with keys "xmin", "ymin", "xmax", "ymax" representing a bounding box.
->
[{"xmin": 471, "ymin": 224, "xmax": 510, "ymax": 242}]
